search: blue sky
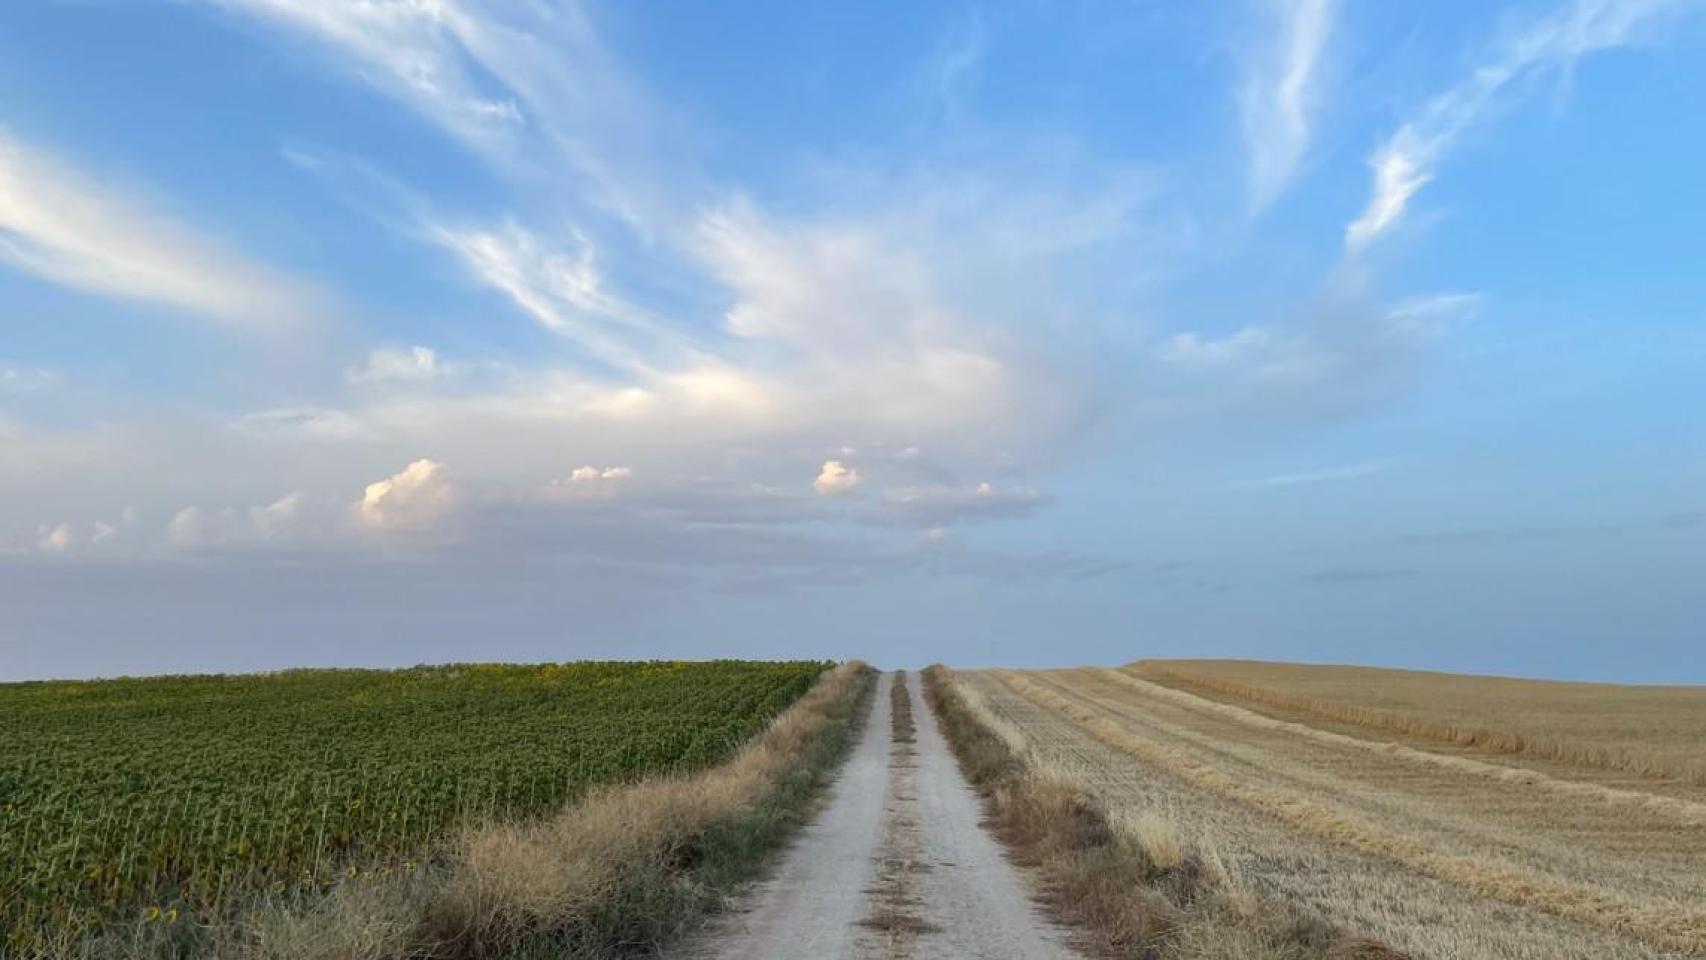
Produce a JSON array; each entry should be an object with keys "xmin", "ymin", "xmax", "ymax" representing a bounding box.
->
[{"xmin": 2, "ymin": 0, "xmax": 1703, "ymax": 682}]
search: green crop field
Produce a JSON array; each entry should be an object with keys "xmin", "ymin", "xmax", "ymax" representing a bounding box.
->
[{"xmin": 0, "ymin": 659, "xmax": 829, "ymax": 950}]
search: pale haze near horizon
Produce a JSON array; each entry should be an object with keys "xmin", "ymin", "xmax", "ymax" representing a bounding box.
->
[{"xmin": 2, "ymin": 0, "xmax": 1703, "ymax": 683}]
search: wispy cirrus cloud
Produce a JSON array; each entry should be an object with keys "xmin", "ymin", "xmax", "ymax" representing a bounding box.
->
[
  {"xmin": 0, "ymin": 132, "xmax": 316, "ymax": 329},
  {"xmin": 204, "ymin": 0, "xmax": 675, "ymax": 229},
  {"xmin": 1240, "ymin": 0, "xmax": 1337, "ymax": 209},
  {"xmin": 204, "ymin": 0, "xmax": 524, "ymax": 148},
  {"xmin": 1345, "ymin": 0, "xmax": 1687, "ymax": 251},
  {"xmin": 426, "ymin": 221, "xmax": 691, "ymax": 373}
]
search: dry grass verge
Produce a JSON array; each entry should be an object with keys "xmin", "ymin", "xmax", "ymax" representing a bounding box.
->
[
  {"xmin": 147, "ymin": 661, "xmax": 876, "ymax": 960},
  {"xmin": 922, "ymin": 665, "xmax": 1410, "ymax": 960}
]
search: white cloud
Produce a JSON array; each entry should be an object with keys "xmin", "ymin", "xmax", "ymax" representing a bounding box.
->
[
  {"xmin": 347, "ymin": 346, "xmax": 442, "ymax": 384},
  {"xmin": 864, "ymin": 481, "xmax": 1044, "ymax": 528},
  {"xmin": 0, "ymin": 131, "xmax": 314, "ymax": 329},
  {"xmin": 540, "ymin": 465, "xmax": 633, "ymax": 502},
  {"xmin": 1156, "ymin": 326, "xmax": 1337, "ymax": 387},
  {"xmin": 0, "ymin": 21, "xmax": 1144, "ymax": 591},
  {"xmin": 168, "ymin": 493, "xmax": 314, "ymax": 550},
  {"xmin": 1240, "ymin": 0, "xmax": 1337, "ymax": 208},
  {"xmin": 1346, "ymin": 0, "xmax": 1685, "ymax": 250},
  {"xmin": 204, "ymin": 0, "xmax": 523, "ymax": 155},
  {"xmin": 697, "ymin": 202, "xmax": 936, "ymax": 357},
  {"xmin": 428, "ymin": 222, "xmax": 686, "ymax": 371},
  {"xmin": 685, "ymin": 200, "xmax": 1040, "ymax": 447},
  {"xmin": 1384, "ymin": 292, "xmax": 1483, "ymax": 339},
  {"xmin": 357, "ymin": 459, "xmax": 456, "ymax": 530},
  {"xmin": 166, "ymin": 507, "xmax": 216, "ymax": 549},
  {"xmin": 233, "ymin": 406, "xmax": 369, "ymax": 441},
  {"xmin": 249, "ymin": 492, "xmax": 307, "ymax": 538},
  {"xmin": 1233, "ymin": 459, "xmax": 1392, "ymax": 488},
  {"xmin": 0, "ymin": 364, "xmax": 56, "ymax": 392},
  {"xmin": 569, "ymin": 465, "xmax": 632, "ymax": 482},
  {"xmin": 813, "ymin": 460, "xmax": 861, "ymax": 496},
  {"xmin": 203, "ymin": 0, "xmax": 669, "ymax": 229},
  {"xmin": 1151, "ymin": 286, "xmax": 1466, "ymax": 416},
  {"xmin": 1346, "ymin": 148, "xmax": 1431, "ymax": 250},
  {"xmin": 37, "ymin": 523, "xmax": 73, "ymax": 553},
  {"xmin": 923, "ymin": 11, "xmax": 988, "ymax": 122}
]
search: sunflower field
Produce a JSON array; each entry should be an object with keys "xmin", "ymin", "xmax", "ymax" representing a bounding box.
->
[{"xmin": 0, "ymin": 659, "xmax": 829, "ymax": 949}]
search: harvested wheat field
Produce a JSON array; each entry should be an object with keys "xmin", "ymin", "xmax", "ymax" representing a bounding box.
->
[
  {"xmin": 964, "ymin": 666, "xmax": 1706, "ymax": 960},
  {"xmin": 1134, "ymin": 659, "xmax": 1706, "ymax": 789}
]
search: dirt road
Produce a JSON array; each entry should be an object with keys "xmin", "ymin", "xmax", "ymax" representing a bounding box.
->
[{"xmin": 682, "ymin": 671, "xmax": 1079, "ymax": 960}]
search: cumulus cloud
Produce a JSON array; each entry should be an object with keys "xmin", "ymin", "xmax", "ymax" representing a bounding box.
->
[
  {"xmin": 812, "ymin": 460, "xmax": 861, "ymax": 496},
  {"xmin": 1240, "ymin": 0, "xmax": 1337, "ymax": 208},
  {"xmin": 0, "ymin": 131, "xmax": 315, "ymax": 329},
  {"xmin": 357, "ymin": 459, "xmax": 456, "ymax": 530},
  {"xmin": 1346, "ymin": 0, "xmax": 1685, "ymax": 250}
]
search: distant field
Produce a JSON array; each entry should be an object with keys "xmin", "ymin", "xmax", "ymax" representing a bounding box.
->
[
  {"xmin": 1132, "ymin": 658, "xmax": 1706, "ymax": 784},
  {"xmin": 971, "ymin": 665, "xmax": 1706, "ymax": 957},
  {"xmin": 0, "ymin": 660, "xmax": 827, "ymax": 949}
]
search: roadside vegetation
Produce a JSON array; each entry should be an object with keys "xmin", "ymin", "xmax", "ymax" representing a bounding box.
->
[
  {"xmin": 3, "ymin": 660, "xmax": 871, "ymax": 960},
  {"xmin": 922, "ymin": 665, "xmax": 1408, "ymax": 960}
]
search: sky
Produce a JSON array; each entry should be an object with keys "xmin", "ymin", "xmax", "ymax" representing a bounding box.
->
[{"xmin": 2, "ymin": 0, "xmax": 1703, "ymax": 683}]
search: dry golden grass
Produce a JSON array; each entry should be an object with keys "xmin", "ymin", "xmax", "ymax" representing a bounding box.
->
[
  {"xmin": 986, "ymin": 667, "xmax": 1706, "ymax": 959},
  {"xmin": 201, "ymin": 661, "xmax": 874, "ymax": 960},
  {"xmin": 1133, "ymin": 659, "xmax": 1706, "ymax": 786}
]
